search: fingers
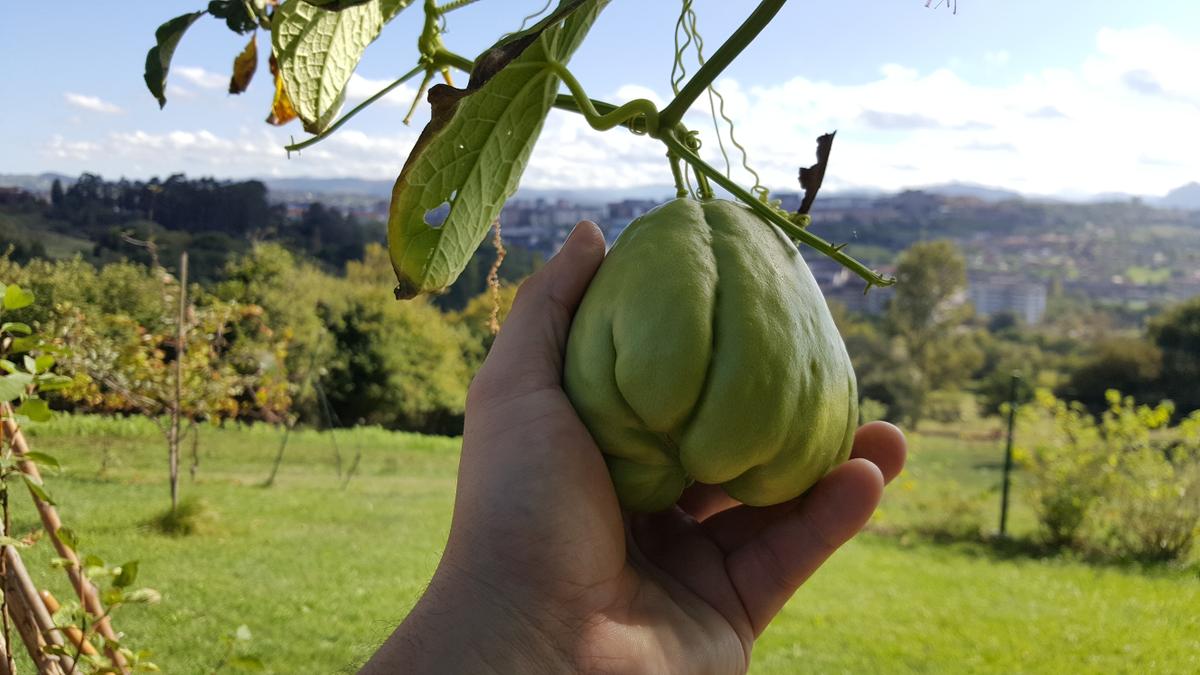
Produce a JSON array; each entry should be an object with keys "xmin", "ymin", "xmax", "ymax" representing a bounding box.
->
[
  {"xmin": 701, "ymin": 423, "xmax": 907, "ymax": 551},
  {"xmin": 676, "ymin": 482, "xmax": 739, "ymax": 522},
  {"xmin": 725, "ymin": 458, "xmax": 883, "ymax": 636},
  {"xmin": 849, "ymin": 421, "xmax": 907, "ymax": 484},
  {"xmin": 470, "ymin": 221, "xmax": 605, "ymax": 402}
]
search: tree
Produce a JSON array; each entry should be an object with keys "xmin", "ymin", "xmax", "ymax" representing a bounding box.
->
[
  {"xmin": 885, "ymin": 240, "xmax": 971, "ymax": 427},
  {"xmin": 50, "ymin": 178, "xmax": 64, "ymax": 207},
  {"xmin": 1061, "ymin": 337, "xmax": 1162, "ymax": 414},
  {"xmin": 1149, "ymin": 296, "xmax": 1200, "ymax": 414},
  {"xmin": 318, "ymin": 292, "xmax": 478, "ymax": 434}
]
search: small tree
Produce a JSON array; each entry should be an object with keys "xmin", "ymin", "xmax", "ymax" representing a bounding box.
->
[
  {"xmin": 52, "ymin": 253, "xmax": 290, "ymax": 512},
  {"xmin": 886, "ymin": 240, "xmax": 972, "ymax": 427}
]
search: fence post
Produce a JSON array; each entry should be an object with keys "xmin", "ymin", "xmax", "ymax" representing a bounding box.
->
[{"xmin": 999, "ymin": 371, "xmax": 1020, "ymax": 537}]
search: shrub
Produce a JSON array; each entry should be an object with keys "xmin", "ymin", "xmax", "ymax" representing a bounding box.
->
[
  {"xmin": 1015, "ymin": 389, "xmax": 1112, "ymax": 547},
  {"xmin": 925, "ymin": 389, "xmax": 978, "ymax": 424},
  {"xmin": 859, "ymin": 397, "xmax": 888, "ymax": 425},
  {"xmin": 1018, "ymin": 388, "xmax": 1200, "ymax": 561},
  {"xmin": 1101, "ymin": 407, "xmax": 1200, "ymax": 561}
]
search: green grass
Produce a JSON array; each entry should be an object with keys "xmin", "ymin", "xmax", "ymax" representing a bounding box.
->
[{"xmin": 8, "ymin": 416, "xmax": 1198, "ymax": 673}]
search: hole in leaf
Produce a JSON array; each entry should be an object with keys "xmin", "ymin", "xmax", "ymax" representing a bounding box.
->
[{"xmin": 424, "ymin": 201, "xmax": 451, "ymax": 228}]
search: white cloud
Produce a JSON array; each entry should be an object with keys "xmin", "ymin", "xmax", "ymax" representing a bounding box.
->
[
  {"xmin": 174, "ymin": 66, "xmax": 227, "ymax": 90},
  {"xmin": 37, "ymin": 26, "xmax": 1200, "ymax": 197},
  {"xmin": 64, "ymin": 93, "xmax": 122, "ymax": 114},
  {"xmin": 517, "ymin": 25, "xmax": 1200, "ymax": 196},
  {"xmin": 345, "ymin": 73, "xmax": 419, "ymax": 108}
]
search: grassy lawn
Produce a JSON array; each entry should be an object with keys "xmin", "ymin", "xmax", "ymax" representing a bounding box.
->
[{"xmin": 8, "ymin": 416, "xmax": 1198, "ymax": 673}]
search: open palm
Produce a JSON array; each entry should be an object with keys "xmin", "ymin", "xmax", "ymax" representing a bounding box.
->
[{"xmin": 365, "ymin": 222, "xmax": 905, "ymax": 674}]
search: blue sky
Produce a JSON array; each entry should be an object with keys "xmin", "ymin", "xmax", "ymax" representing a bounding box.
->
[{"xmin": 2, "ymin": 1, "xmax": 1199, "ymax": 196}]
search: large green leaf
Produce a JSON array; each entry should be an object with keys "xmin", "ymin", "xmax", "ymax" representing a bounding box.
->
[
  {"xmin": 2, "ymin": 284, "xmax": 34, "ymax": 310},
  {"xmin": 388, "ymin": 0, "xmax": 607, "ymax": 298},
  {"xmin": 0, "ymin": 372, "xmax": 33, "ymax": 402},
  {"xmin": 144, "ymin": 11, "xmax": 206, "ymax": 109},
  {"xmin": 271, "ymin": 0, "xmax": 414, "ymax": 133}
]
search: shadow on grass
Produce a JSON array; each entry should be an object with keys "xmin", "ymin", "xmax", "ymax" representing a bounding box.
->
[
  {"xmin": 147, "ymin": 497, "xmax": 216, "ymax": 537},
  {"xmin": 874, "ymin": 526, "xmax": 1200, "ymax": 578}
]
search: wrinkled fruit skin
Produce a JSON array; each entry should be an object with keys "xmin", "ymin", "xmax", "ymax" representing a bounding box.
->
[{"xmin": 564, "ymin": 198, "xmax": 858, "ymax": 512}]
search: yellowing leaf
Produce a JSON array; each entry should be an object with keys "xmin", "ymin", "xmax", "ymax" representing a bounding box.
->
[
  {"xmin": 270, "ymin": 0, "xmax": 414, "ymax": 133},
  {"xmin": 388, "ymin": 0, "xmax": 607, "ymax": 298},
  {"xmin": 266, "ymin": 52, "xmax": 298, "ymax": 126},
  {"xmin": 229, "ymin": 33, "xmax": 259, "ymax": 94}
]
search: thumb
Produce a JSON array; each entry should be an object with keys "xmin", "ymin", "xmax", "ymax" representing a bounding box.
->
[{"xmin": 471, "ymin": 221, "xmax": 606, "ymax": 402}]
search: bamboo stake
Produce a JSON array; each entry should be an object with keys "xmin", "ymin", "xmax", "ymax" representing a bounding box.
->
[
  {"xmin": 40, "ymin": 591, "xmax": 96, "ymax": 659},
  {"xmin": 4, "ymin": 548, "xmax": 70, "ymax": 673},
  {"xmin": 0, "ymin": 405, "xmax": 127, "ymax": 672}
]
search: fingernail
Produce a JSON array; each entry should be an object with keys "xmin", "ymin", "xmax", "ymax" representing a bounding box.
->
[{"xmin": 564, "ymin": 221, "xmax": 594, "ymax": 247}]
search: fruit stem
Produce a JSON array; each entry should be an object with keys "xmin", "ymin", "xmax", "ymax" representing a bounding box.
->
[{"xmin": 660, "ymin": 129, "xmax": 895, "ymax": 289}]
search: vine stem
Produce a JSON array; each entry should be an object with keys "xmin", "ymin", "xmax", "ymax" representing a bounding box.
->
[
  {"xmin": 286, "ymin": 64, "xmax": 425, "ymax": 153},
  {"xmin": 658, "ymin": 0, "xmax": 788, "ymax": 131},
  {"xmin": 546, "ymin": 61, "xmax": 659, "ymax": 133},
  {"xmin": 284, "ymin": 48, "xmax": 473, "ymax": 154}
]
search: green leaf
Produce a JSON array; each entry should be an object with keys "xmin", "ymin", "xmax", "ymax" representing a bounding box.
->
[
  {"xmin": 8, "ymin": 336, "xmax": 38, "ymax": 353},
  {"xmin": 208, "ymin": 0, "xmax": 258, "ymax": 34},
  {"xmin": 0, "ymin": 536, "xmax": 29, "ymax": 548},
  {"xmin": 23, "ymin": 354, "xmax": 36, "ymax": 373},
  {"xmin": 113, "ymin": 561, "xmax": 139, "ymax": 588},
  {"xmin": 388, "ymin": 0, "xmax": 606, "ymax": 298},
  {"xmin": 0, "ymin": 372, "xmax": 33, "ymax": 402},
  {"xmin": 21, "ymin": 473, "xmax": 55, "ymax": 505},
  {"xmin": 3, "ymin": 284, "xmax": 34, "ymax": 311},
  {"xmin": 83, "ymin": 553, "xmax": 105, "ymax": 569},
  {"xmin": 228, "ymin": 656, "xmax": 265, "ymax": 671},
  {"xmin": 0, "ymin": 360, "xmax": 14, "ymax": 374},
  {"xmin": 270, "ymin": 0, "xmax": 414, "ymax": 133},
  {"xmin": 302, "ymin": 0, "xmax": 374, "ymax": 10},
  {"xmin": 103, "ymin": 587, "xmax": 124, "ymax": 607},
  {"xmin": 34, "ymin": 354, "xmax": 55, "ymax": 373},
  {"xmin": 57, "ymin": 526, "xmax": 79, "ymax": 551},
  {"xmin": 34, "ymin": 374, "xmax": 74, "ymax": 392},
  {"xmin": 144, "ymin": 11, "xmax": 206, "ymax": 108},
  {"xmin": 16, "ymin": 397, "xmax": 52, "ymax": 422},
  {"xmin": 24, "ymin": 451, "xmax": 61, "ymax": 472},
  {"xmin": 0, "ymin": 322, "xmax": 31, "ymax": 335}
]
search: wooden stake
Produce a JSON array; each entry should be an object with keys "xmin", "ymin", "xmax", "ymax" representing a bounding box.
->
[
  {"xmin": 0, "ymin": 405, "xmax": 127, "ymax": 672},
  {"xmin": 170, "ymin": 251, "xmax": 189, "ymax": 512}
]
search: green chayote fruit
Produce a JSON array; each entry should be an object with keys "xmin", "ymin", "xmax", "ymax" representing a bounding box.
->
[{"xmin": 564, "ymin": 198, "xmax": 858, "ymax": 512}]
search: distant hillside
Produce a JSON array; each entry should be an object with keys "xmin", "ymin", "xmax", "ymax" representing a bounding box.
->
[
  {"xmin": 1160, "ymin": 182, "xmax": 1200, "ymax": 210},
  {"xmin": 913, "ymin": 181, "xmax": 1024, "ymax": 202},
  {"xmin": 0, "ymin": 172, "xmax": 75, "ymax": 193}
]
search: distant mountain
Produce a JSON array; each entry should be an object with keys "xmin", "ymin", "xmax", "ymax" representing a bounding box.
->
[
  {"xmin": 512, "ymin": 185, "xmax": 677, "ymax": 205},
  {"xmin": 911, "ymin": 181, "xmax": 1023, "ymax": 202},
  {"xmin": 1160, "ymin": 182, "xmax": 1200, "ymax": 210},
  {"xmin": 0, "ymin": 173, "xmax": 75, "ymax": 193}
]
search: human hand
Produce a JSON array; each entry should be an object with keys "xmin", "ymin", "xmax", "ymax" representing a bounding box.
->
[{"xmin": 363, "ymin": 222, "xmax": 907, "ymax": 674}]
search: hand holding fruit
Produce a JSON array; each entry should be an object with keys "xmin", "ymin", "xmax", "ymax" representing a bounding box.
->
[{"xmin": 364, "ymin": 222, "xmax": 906, "ymax": 674}]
